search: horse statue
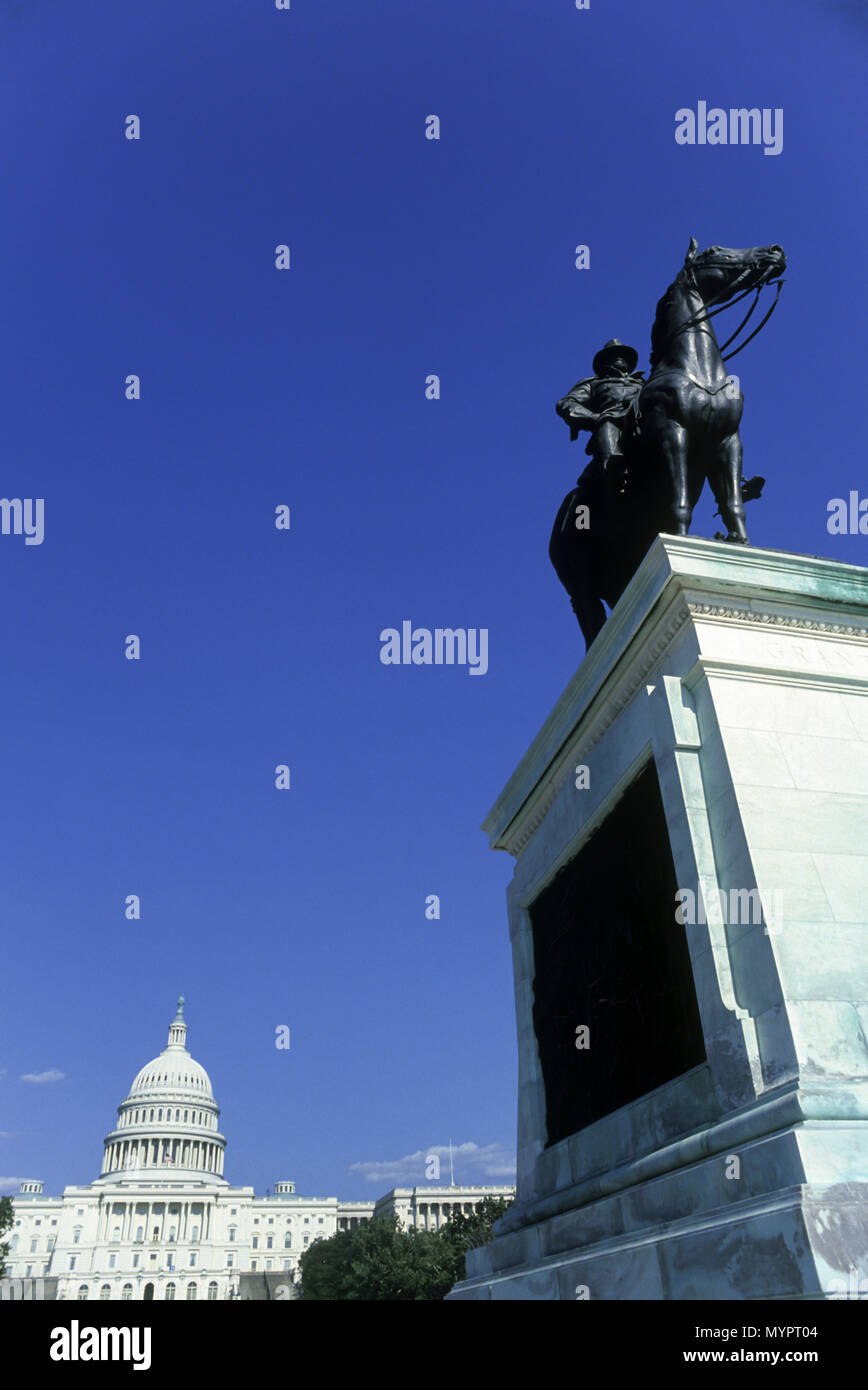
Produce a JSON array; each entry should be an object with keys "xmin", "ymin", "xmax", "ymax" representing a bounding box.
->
[{"xmin": 549, "ymin": 239, "xmax": 786, "ymax": 648}]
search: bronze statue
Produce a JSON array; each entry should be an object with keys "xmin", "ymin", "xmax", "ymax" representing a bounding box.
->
[
  {"xmin": 550, "ymin": 239, "xmax": 786, "ymax": 649},
  {"xmin": 556, "ymin": 339, "xmax": 645, "ymax": 494}
]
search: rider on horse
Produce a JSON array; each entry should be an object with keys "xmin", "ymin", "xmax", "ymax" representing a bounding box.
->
[{"xmin": 556, "ymin": 339, "xmax": 644, "ymax": 496}]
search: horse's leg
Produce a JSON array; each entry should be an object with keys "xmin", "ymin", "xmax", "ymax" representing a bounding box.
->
[
  {"xmin": 709, "ymin": 432, "xmax": 748, "ymax": 542},
  {"xmin": 549, "ymin": 492, "xmax": 607, "ymax": 649},
  {"xmin": 654, "ymin": 417, "xmax": 691, "ymax": 534},
  {"xmin": 550, "ymin": 540, "xmax": 607, "ymax": 648},
  {"xmin": 569, "ymin": 584, "xmax": 607, "ymax": 649}
]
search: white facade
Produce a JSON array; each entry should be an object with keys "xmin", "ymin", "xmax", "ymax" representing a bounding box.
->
[
  {"xmin": 6, "ymin": 1000, "xmax": 375, "ymax": 1300},
  {"xmin": 6, "ymin": 999, "xmax": 515, "ymax": 1300},
  {"xmin": 374, "ymin": 1187, "xmax": 516, "ymax": 1232}
]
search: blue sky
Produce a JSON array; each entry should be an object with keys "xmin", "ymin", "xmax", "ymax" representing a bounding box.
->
[{"xmin": 1, "ymin": 0, "xmax": 865, "ymax": 1200}]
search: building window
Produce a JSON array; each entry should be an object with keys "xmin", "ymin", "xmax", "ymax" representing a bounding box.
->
[
  {"xmin": 51, "ymin": 1219, "xmax": 57, "ymax": 1226},
  {"xmin": 229, "ymin": 1228, "xmax": 236, "ymax": 1242},
  {"xmin": 168, "ymin": 1227, "xmax": 176, "ymax": 1242},
  {"xmin": 303, "ymin": 1237, "xmax": 309, "ymax": 1246},
  {"xmin": 267, "ymin": 1237, "xmax": 273, "ymax": 1250},
  {"xmin": 251, "ymin": 1260, "xmax": 257, "ymax": 1271},
  {"xmin": 227, "ymin": 1254, "xmax": 234, "ymax": 1268},
  {"xmin": 318, "ymin": 1218, "xmax": 323, "ymax": 1224},
  {"xmin": 30, "ymin": 1238, "xmax": 37, "ymax": 1253},
  {"xmin": 133, "ymin": 1255, "xmax": 140, "ymax": 1268},
  {"xmin": 304, "ymin": 1217, "xmax": 309, "ymax": 1224},
  {"xmin": 69, "ymin": 1257, "xmax": 77, "ymax": 1271},
  {"xmin": 77, "ymin": 1284, "xmax": 87, "ymax": 1299},
  {"xmin": 191, "ymin": 1226, "xmax": 199, "ymax": 1243},
  {"xmin": 230, "ymin": 1209, "xmax": 236, "ymax": 1216},
  {"xmin": 135, "ymin": 1226, "xmax": 143, "ymax": 1242},
  {"xmin": 73, "ymin": 1229, "xmax": 81, "ymax": 1244},
  {"xmin": 284, "ymin": 1235, "xmax": 291, "ymax": 1248},
  {"xmin": 112, "ymin": 1226, "xmax": 120, "ymax": 1242},
  {"xmin": 109, "ymin": 1255, "xmax": 117, "ymax": 1269},
  {"xmin": 186, "ymin": 1283, "xmax": 197, "ymax": 1301},
  {"xmin": 122, "ymin": 1284, "xmax": 133, "ymax": 1301},
  {"xmin": 207, "ymin": 1282, "xmax": 218, "ymax": 1301},
  {"xmin": 152, "ymin": 1228, "xmax": 160, "ymax": 1242},
  {"xmin": 189, "ymin": 1253, "xmax": 197, "ymax": 1267},
  {"xmin": 47, "ymin": 1237, "xmax": 55, "ymax": 1251},
  {"xmin": 266, "ymin": 1260, "xmax": 272, "ymax": 1271},
  {"xmin": 100, "ymin": 1285, "xmax": 111, "ymax": 1300},
  {"xmin": 165, "ymin": 1283, "xmax": 176, "ymax": 1301}
]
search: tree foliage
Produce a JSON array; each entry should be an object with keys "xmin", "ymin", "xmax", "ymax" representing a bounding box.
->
[
  {"xmin": 298, "ymin": 1196, "xmax": 510, "ymax": 1300},
  {"xmin": 0, "ymin": 1196, "xmax": 14, "ymax": 1280}
]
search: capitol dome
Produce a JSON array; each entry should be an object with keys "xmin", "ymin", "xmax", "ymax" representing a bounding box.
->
[{"xmin": 96, "ymin": 998, "xmax": 228, "ymax": 1185}]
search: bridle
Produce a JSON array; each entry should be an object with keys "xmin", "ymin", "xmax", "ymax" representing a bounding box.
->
[{"xmin": 653, "ymin": 256, "xmax": 785, "ymax": 368}]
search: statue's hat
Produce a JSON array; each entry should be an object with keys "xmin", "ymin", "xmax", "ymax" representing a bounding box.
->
[{"xmin": 593, "ymin": 339, "xmax": 638, "ymax": 374}]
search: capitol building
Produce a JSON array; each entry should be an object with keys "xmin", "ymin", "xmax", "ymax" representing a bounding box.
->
[{"xmin": 5, "ymin": 999, "xmax": 514, "ymax": 1300}]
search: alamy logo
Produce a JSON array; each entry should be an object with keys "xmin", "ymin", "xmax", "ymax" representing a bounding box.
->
[
  {"xmin": 827, "ymin": 491, "xmax": 868, "ymax": 535},
  {"xmin": 0, "ymin": 497, "xmax": 44, "ymax": 545},
  {"xmin": 675, "ymin": 103, "xmax": 783, "ymax": 156},
  {"xmin": 676, "ymin": 886, "xmax": 784, "ymax": 935},
  {"xmin": 379, "ymin": 621, "xmax": 488, "ymax": 676},
  {"xmin": 49, "ymin": 1321, "xmax": 151, "ymax": 1371}
]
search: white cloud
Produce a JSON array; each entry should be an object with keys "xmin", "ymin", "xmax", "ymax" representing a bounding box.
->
[
  {"xmin": 0, "ymin": 1177, "xmax": 24, "ymax": 1195},
  {"xmin": 19, "ymin": 1069, "xmax": 65, "ymax": 1084},
  {"xmin": 349, "ymin": 1141, "xmax": 516, "ymax": 1186}
]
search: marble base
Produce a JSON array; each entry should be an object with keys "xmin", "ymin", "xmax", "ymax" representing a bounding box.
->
[{"xmin": 449, "ymin": 537, "xmax": 868, "ymax": 1300}]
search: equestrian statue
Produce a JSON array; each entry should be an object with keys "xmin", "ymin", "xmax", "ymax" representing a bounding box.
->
[{"xmin": 549, "ymin": 238, "xmax": 786, "ymax": 648}]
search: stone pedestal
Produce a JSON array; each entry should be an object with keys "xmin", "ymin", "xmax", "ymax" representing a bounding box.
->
[{"xmin": 448, "ymin": 535, "xmax": 868, "ymax": 1300}]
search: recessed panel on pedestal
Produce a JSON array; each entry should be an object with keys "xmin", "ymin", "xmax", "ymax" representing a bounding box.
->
[{"xmin": 530, "ymin": 759, "xmax": 706, "ymax": 1147}]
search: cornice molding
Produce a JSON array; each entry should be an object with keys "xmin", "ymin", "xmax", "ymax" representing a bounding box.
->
[{"xmin": 686, "ymin": 599, "xmax": 868, "ymax": 640}]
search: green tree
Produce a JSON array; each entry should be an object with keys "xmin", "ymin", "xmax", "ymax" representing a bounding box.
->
[
  {"xmin": 298, "ymin": 1197, "xmax": 511, "ymax": 1301},
  {"xmin": 0, "ymin": 1195, "xmax": 14, "ymax": 1280},
  {"xmin": 434, "ymin": 1196, "xmax": 510, "ymax": 1295}
]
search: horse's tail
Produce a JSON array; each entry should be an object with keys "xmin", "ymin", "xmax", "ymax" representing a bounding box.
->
[{"xmin": 549, "ymin": 487, "xmax": 586, "ymax": 571}]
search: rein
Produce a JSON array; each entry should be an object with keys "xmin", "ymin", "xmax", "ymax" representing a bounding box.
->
[
  {"xmin": 720, "ymin": 278, "xmax": 783, "ymax": 361},
  {"xmin": 652, "ymin": 260, "xmax": 784, "ymax": 367}
]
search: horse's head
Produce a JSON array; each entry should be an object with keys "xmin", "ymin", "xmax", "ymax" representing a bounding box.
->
[{"xmin": 682, "ymin": 237, "xmax": 786, "ymax": 301}]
